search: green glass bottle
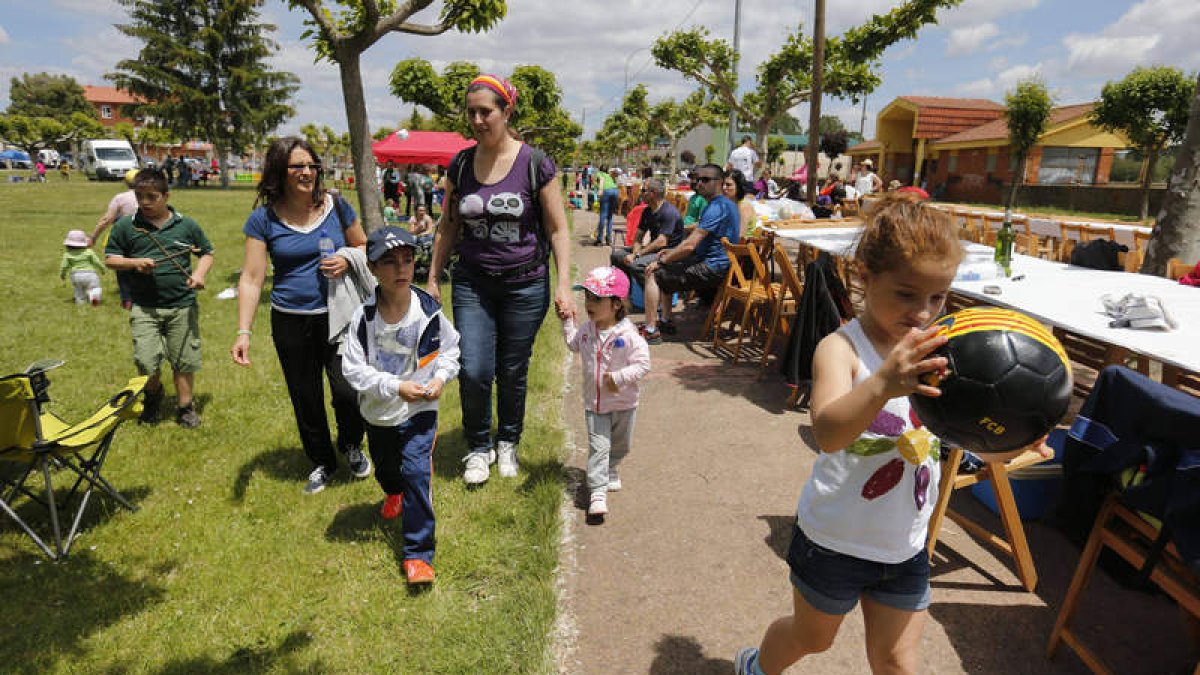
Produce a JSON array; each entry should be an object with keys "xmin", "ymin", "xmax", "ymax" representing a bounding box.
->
[{"xmin": 994, "ymin": 208, "xmax": 1015, "ymax": 277}]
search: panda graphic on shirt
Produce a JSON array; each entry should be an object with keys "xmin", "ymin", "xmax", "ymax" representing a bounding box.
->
[{"xmin": 459, "ymin": 191, "xmax": 525, "ymax": 243}]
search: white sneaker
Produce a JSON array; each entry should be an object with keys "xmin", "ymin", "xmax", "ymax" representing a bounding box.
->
[
  {"xmin": 496, "ymin": 441, "xmax": 519, "ymax": 478},
  {"xmin": 463, "ymin": 450, "xmax": 494, "ymax": 485},
  {"xmin": 587, "ymin": 492, "xmax": 608, "ymax": 517}
]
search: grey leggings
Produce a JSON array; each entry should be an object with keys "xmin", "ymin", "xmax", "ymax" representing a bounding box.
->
[{"xmin": 585, "ymin": 408, "xmax": 637, "ymax": 493}]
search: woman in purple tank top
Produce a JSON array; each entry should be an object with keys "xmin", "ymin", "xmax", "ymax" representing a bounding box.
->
[{"xmin": 426, "ymin": 74, "xmax": 575, "ymax": 486}]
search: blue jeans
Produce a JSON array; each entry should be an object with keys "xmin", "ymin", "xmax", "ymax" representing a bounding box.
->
[
  {"xmin": 596, "ymin": 188, "xmax": 619, "ymax": 243},
  {"xmin": 452, "ymin": 270, "xmax": 550, "ymax": 455},
  {"xmin": 367, "ymin": 412, "xmax": 437, "ymax": 563}
]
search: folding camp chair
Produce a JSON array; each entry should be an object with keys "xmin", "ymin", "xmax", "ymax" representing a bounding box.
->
[{"xmin": 0, "ymin": 360, "xmax": 147, "ymax": 560}]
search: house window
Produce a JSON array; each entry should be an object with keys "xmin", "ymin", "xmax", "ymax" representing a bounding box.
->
[
  {"xmin": 101, "ymin": 105, "xmax": 113, "ymax": 119},
  {"xmin": 1038, "ymin": 147, "xmax": 1100, "ymax": 185},
  {"xmin": 985, "ymin": 152, "xmax": 997, "ymax": 173},
  {"xmin": 947, "ymin": 152, "xmax": 958, "ymax": 173}
]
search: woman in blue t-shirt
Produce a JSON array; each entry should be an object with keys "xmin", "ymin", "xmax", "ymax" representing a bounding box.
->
[
  {"xmin": 231, "ymin": 137, "xmax": 370, "ymax": 495},
  {"xmin": 425, "ymin": 74, "xmax": 575, "ymax": 486}
]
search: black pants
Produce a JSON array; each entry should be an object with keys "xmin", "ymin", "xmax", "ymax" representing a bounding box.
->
[{"xmin": 270, "ymin": 309, "xmax": 365, "ymax": 473}]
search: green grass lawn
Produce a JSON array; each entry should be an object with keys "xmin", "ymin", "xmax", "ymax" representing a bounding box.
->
[{"xmin": 0, "ymin": 174, "xmax": 567, "ymax": 674}]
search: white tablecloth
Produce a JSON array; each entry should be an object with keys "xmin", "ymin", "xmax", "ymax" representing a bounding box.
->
[{"xmin": 775, "ymin": 228, "xmax": 1200, "ymax": 372}]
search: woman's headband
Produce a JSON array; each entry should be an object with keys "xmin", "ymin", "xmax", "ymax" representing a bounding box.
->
[{"xmin": 469, "ymin": 74, "xmax": 518, "ymax": 107}]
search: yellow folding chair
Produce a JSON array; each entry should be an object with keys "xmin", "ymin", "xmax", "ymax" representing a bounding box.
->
[{"xmin": 0, "ymin": 360, "xmax": 147, "ymax": 560}]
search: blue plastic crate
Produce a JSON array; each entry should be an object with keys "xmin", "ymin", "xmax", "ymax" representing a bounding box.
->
[{"xmin": 970, "ymin": 429, "xmax": 1065, "ymax": 521}]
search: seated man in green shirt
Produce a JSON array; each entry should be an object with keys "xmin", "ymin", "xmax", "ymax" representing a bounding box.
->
[{"xmin": 104, "ymin": 168, "xmax": 214, "ymax": 428}]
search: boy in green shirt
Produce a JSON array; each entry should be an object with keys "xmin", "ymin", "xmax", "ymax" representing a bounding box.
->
[{"xmin": 104, "ymin": 168, "xmax": 214, "ymax": 428}]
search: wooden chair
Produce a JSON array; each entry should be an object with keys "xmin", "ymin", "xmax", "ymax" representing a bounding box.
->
[
  {"xmin": 1014, "ymin": 231, "xmax": 1042, "ymax": 257},
  {"xmin": 1058, "ymin": 222, "xmax": 1084, "ymax": 262},
  {"xmin": 707, "ymin": 238, "xmax": 773, "ymax": 362},
  {"xmin": 1046, "ymin": 494, "xmax": 1200, "ymax": 674},
  {"xmin": 841, "ymin": 197, "xmax": 861, "ymax": 216},
  {"xmin": 945, "ymin": 290, "xmax": 983, "ymax": 315},
  {"xmin": 983, "ymin": 213, "xmax": 1005, "ymax": 241},
  {"xmin": 1167, "ymin": 258, "xmax": 1193, "ymax": 281},
  {"xmin": 1162, "ymin": 365, "xmax": 1200, "ymax": 397},
  {"xmin": 759, "ymin": 243, "xmax": 805, "ymax": 371},
  {"xmin": 1122, "ymin": 248, "xmax": 1144, "ymax": 273},
  {"xmin": 961, "ymin": 212, "xmax": 985, "ymax": 243},
  {"xmin": 1053, "ymin": 327, "xmax": 1147, "ymax": 398},
  {"xmin": 1133, "ymin": 228, "xmax": 1153, "ymax": 253},
  {"xmin": 982, "ymin": 228, "xmax": 998, "ymax": 247},
  {"xmin": 927, "ymin": 446, "xmax": 1050, "ymax": 592},
  {"xmin": 1081, "ymin": 224, "xmax": 1117, "ymax": 242}
]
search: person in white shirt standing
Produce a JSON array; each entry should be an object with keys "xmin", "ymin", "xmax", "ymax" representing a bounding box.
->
[
  {"xmin": 854, "ymin": 159, "xmax": 883, "ymax": 196},
  {"xmin": 727, "ymin": 136, "xmax": 761, "ymax": 187}
]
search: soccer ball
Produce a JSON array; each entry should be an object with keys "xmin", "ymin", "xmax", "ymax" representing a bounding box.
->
[{"xmin": 909, "ymin": 307, "xmax": 1072, "ymax": 455}]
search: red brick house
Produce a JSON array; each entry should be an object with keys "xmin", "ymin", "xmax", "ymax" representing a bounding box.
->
[
  {"xmin": 82, "ymin": 86, "xmax": 144, "ymax": 128},
  {"xmin": 848, "ymin": 96, "xmax": 1130, "ymax": 202}
]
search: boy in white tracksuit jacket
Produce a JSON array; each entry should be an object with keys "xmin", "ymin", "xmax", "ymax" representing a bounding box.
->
[
  {"xmin": 342, "ymin": 226, "xmax": 460, "ymax": 583},
  {"xmin": 562, "ymin": 266, "xmax": 651, "ymax": 518}
]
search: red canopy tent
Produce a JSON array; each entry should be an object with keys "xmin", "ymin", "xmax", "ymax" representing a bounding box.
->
[{"xmin": 371, "ymin": 130, "xmax": 476, "ymax": 167}]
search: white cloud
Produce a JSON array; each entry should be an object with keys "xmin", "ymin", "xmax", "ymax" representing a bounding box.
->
[
  {"xmin": 946, "ymin": 23, "xmax": 999, "ymax": 57},
  {"xmin": 0, "ymin": 25, "xmax": 9, "ymax": 45},
  {"xmin": 47, "ymin": 0, "xmax": 123, "ymax": 18},
  {"xmin": 954, "ymin": 62, "xmax": 1043, "ymax": 98},
  {"xmin": 1063, "ymin": 0, "xmax": 1200, "ymax": 76}
]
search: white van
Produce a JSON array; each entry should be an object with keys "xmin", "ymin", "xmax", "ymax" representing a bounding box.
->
[{"xmin": 81, "ymin": 139, "xmax": 139, "ymax": 180}]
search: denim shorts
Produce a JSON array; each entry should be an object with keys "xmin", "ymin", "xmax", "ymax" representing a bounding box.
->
[{"xmin": 787, "ymin": 527, "xmax": 931, "ymax": 616}]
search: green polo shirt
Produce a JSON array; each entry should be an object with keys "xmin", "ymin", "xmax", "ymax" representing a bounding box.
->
[
  {"xmin": 683, "ymin": 193, "xmax": 709, "ymax": 226},
  {"xmin": 105, "ymin": 207, "xmax": 214, "ymax": 308}
]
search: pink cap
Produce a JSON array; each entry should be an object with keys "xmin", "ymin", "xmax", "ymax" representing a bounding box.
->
[
  {"xmin": 64, "ymin": 230, "xmax": 90, "ymax": 247},
  {"xmin": 574, "ymin": 266, "xmax": 630, "ymax": 299}
]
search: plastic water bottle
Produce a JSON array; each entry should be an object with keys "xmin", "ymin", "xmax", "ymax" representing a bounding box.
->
[{"xmin": 318, "ymin": 231, "xmax": 335, "ymax": 259}]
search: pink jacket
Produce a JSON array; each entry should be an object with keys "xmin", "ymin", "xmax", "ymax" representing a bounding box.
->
[{"xmin": 563, "ymin": 317, "xmax": 651, "ymax": 413}]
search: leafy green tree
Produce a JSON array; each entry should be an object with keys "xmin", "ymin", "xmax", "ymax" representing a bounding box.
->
[
  {"xmin": 772, "ymin": 112, "xmax": 804, "ymax": 135},
  {"xmin": 372, "ymin": 125, "xmax": 397, "ymax": 141},
  {"xmin": 813, "ymin": 114, "xmax": 846, "ymax": 136},
  {"xmin": 290, "ymin": 1, "xmax": 506, "ymax": 230},
  {"xmin": 651, "ymin": 0, "xmax": 960, "ymax": 152},
  {"xmin": 0, "ymin": 112, "xmax": 105, "ymax": 160},
  {"xmin": 113, "ymin": 122, "xmax": 137, "ymax": 146},
  {"xmin": 1144, "ymin": 72, "xmax": 1200, "ymax": 275},
  {"xmin": 704, "ymin": 144, "xmax": 715, "ymax": 164},
  {"xmin": 649, "ymin": 89, "xmax": 725, "ymax": 178},
  {"xmin": 110, "ymin": 0, "xmax": 299, "ymax": 188},
  {"xmin": 389, "ymin": 59, "xmax": 581, "ymax": 161},
  {"xmin": 766, "ymin": 136, "xmax": 788, "ymax": 171},
  {"xmin": 1091, "ymin": 66, "xmax": 1196, "ymax": 221},
  {"xmin": 1003, "ymin": 78, "xmax": 1054, "ymax": 213},
  {"xmin": 6, "ymin": 73, "xmax": 94, "ymax": 120},
  {"xmin": 820, "ymin": 130, "xmax": 850, "ymax": 162}
]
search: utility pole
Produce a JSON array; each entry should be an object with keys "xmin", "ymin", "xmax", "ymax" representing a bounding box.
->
[
  {"xmin": 728, "ymin": 0, "xmax": 742, "ymax": 160},
  {"xmin": 805, "ymin": 0, "xmax": 826, "ymax": 204},
  {"xmin": 859, "ymin": 95, "xmax": 868, "ymax": 138}
]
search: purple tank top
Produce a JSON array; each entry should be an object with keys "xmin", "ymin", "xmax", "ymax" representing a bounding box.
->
[{"xmin": 454, "ymin": 144, "xmax": 556, "ymax": 282}]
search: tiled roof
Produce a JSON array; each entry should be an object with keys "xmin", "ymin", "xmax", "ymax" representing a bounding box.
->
[
  {"xmin": 932, "ymin": 103, "xmax": 1097, "ymax": 146},
  {"xmin": 83, "ymin": 86, "xmax": 143, "ymax": 104},
  {"xmin": 898, "ymin": 96, "xmax": 1005, "ymax": 111},
  {"xmin": 848, "ymin": 140, "xmax": 881, "ymax": 152},
  {"xmin": 915, "ymin": 107, "xmax": 1006, "ymax": 139}
]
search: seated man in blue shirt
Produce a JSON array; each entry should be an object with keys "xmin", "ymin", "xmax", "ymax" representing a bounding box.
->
[
  {"xmin": 610, "ymin": 178, "xmax": 684, "ymax": 287},
  {"xmin": 641, "ymin": 164, "xmax": 740, "ymax": 345}
]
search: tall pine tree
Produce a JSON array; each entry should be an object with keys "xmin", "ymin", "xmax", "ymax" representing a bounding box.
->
[{"xmin": 109, "ymin": 0, "xmax": 298, "ymax": 187}]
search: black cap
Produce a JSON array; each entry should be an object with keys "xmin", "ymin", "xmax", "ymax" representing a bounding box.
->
[{"xmin": 366, "ymin": 226, "xmax": 417, "ymax": 262}]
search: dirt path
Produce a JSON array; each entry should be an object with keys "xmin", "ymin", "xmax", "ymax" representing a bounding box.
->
[{"xmin": 555, "ymin": 210, "xmax": 1193, "ymax": 675}]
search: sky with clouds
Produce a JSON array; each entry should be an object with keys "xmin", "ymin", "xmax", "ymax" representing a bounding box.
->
[{"xmin": 1, "ymin": 0, "xmax": 1197, "ymax": 142}]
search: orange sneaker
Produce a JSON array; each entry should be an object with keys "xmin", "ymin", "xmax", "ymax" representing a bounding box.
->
[
  {"xmin": 381, "ymin": 494, "xmax": 403, "ymax": 520},
  {"xmin": 403, "ymin": 559, "xmax": 435, "ymax": 584}
]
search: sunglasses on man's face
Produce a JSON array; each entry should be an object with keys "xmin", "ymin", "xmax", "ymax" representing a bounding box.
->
[{"xmin": 694, "ymin": 175, "xmax": 718, "ymax": 184}]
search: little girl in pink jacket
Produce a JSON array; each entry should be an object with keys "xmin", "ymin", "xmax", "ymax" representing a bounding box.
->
[{"xmin": 562, "ymin": 266, "xmax": 651, "ymax": 520}]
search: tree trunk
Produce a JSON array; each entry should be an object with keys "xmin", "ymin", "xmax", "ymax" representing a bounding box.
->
[
  {"xmin": 337, "ymin": 48, "xmax": 383, "ymax": 232},
  {"xmin": 1005, "ymin": 153, "xmax": 1026, "ymax": 213},
  {"xmin": 667, "ymin": 135, "xmax": 679, "ymax": 180},
  {"xmin": 806, "ymin": 0, "xmax": 826, "ymax": 205},
  {"xmin": 218, "ymin": 143, "xmax": 231, "ymax": 189},
  {"xmin": 1142, "ymin": 72, "xmax": 1200, "ymax": 275},
  {"xmin": 1139, "ymin": 146, "xmax": 1157, "ymax": 222}
]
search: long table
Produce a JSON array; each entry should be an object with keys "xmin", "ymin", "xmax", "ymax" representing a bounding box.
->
[{"xmin": 774, "ymin": 227, "xmax": 1200, "ymax": 373}]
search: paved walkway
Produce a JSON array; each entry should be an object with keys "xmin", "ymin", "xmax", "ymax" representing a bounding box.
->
[{"xmin": 555, "ymin": 209, "xmax": 1194, "ymax": 675}]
